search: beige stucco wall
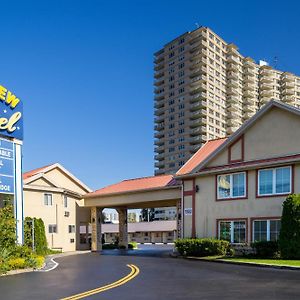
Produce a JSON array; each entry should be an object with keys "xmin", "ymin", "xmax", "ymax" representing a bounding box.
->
[
  {"xmin": 207, "ymin": 107, "xmax": 300, "ymax": 168},
  {"xmin": 244, "ymin": 107, "xmax": 300, "ymax": 161},
  {"xmin": 84, "ymin": 187, "xmax": 181, "ymax": 209},
  {"xmin": 183, "ymin": 163, "xmax": 300, "ymax": 242},
  {"xmin": 44, "ymin": 168, "xmax": 88, "ymax": 195},
  {"xmin": 23, "ymin": 167, "xmax": 91, "ymax": 252}
]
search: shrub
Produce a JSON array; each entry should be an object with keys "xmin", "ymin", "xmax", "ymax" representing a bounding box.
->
[
  {"xmin": 26, "ymin": 255, "xmax": 44, "ymax": 269},
  {"xmin": 251, "ymin": 241, "xmax": 279, "ymax": 258},
  {"xmin": 24, "ymin": 217, "xmax": 48, "ymax": 255},
  {"xmin": 102, "ymin": 243, "xmax": 118, "ymax": 250},
  {"xmin": 175, "ymin": 238, "xmax": 231, "ymax": 257},
  {"xmin": 279, "ymin": 194, "xmax": 300, "ymax": 259},
  {"xmin": 0, "ymin": 205, "xmax": 16, "ymax": 249},
  {"xmin": 11, "ymin": 245, "xmax": 32, "ymax": 259},
  {"xmin": 7, "ymin": 258, "xmax": 26, "ymax": 270},
  {"xmin": 128, "ymin": 242, "xmax": 138, "ymax": 249}
]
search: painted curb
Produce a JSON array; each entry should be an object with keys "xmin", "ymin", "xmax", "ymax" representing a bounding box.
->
[{"xmin": 185, "ymin": 256, "xmax": 300, "ymax": 271}]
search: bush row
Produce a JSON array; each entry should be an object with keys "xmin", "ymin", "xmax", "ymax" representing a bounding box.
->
[
  {"xmin": 102, "ymin": 242, "xmax": 138, "ymax": 250},
  {"xmin": 0, "ymin": 245, "xmax": 45, "ymax": 274},
  {"xmin": 175, "ymin": 238, "xmax": 232, "ymax": 257}
]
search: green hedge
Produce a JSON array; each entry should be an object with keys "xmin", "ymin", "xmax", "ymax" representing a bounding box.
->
[
  {"xmin": 24, "ymin": 217, "xmax": 48, "ymax": 255},
  {"xmin": 175, "ymin": 238, "xmax": 231, "ymax": 257},
  {"xmin": 279, "ymin": 194, "xmax": 300, "ymax": 259},
  {"xmin": 0, "ymin": 205, "xmax": 16, "ymax": 249},
  {"xmin": 251, "ymin": 241, "xmax": 279, "ymax": 258}
]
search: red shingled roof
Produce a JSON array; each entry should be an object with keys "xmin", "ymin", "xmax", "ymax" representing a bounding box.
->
[
  {"xmin": 85, "ymin": 174, "xmax": 178, "ymax": 198},
  {"xmin": 23, "ymin": 164, "xmax": 53, "ymax": 180},
  {"xmin": 176, "ymin": 138, "xmax": 227, "ymax": 176}
]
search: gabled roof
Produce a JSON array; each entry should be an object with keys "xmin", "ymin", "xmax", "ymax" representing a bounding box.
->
[
  {"xmin": 23, "ymin": 164, "xmax": 52, "ymax": 180},
  {"xmin": 23, "ymin": 163, "xmax": 92, "ymax": 193},
  {"xmin": 85, "ymin": 174, "xmax": 178, "ymax": 198},
  {"xmin": 176, "ymin": 100, "xmax": 300, "ymax": 177},
  {"xmin": 176, "ymin": 138, "xmax": 227, "ymax": 176}
]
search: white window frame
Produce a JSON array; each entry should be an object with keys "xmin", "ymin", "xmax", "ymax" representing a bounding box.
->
[
  {"xmin": 257, "ymin": 166, "xmax": 292, "ymax": 196},
  {"xmin": 68, "ymin": 225, "xmax": 75, "ymax": 233},
  {"xmin": 252, "ymin": 219, "xmax": 281, "ymax": 242},
  {"xmin": 64, "ymin": 195, "xmax": 68, "ymax": 208},
  {"xmin": 217, "ymin": 172, "xmax": 246, "ymax": 199},
  {"xmin": 49, "ymin": 224, "xmax": 57, "ymax": 234},
  {"xmin": 44, "ymin": 193, "xmax": 53, "ymax": 206},
  {"xmin": 218, "ymin": 220, "xmax": 247, "ymax": 244}
]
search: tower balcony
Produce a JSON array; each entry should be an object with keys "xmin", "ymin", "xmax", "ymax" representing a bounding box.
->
[
  {"xmin": 190, "ymin": 92, "xmax": 207, "ymax": 103},
  {"xmin": 190, "ymin": 118, "xmax": 207, "ymax": 128},
  {"xmin": 281, "ymin": 73, "xmax": 294, "ymax": 82}
]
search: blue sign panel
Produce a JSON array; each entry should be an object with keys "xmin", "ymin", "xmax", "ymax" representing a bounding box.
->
[
  {"xmin": 0, "ymin": 85, "xmax": 23, "ymax": 140},
  {"xmin": 0, "ymin": 175, "xmax": 14, "ymax": 194},
  {"xmin": 0, "ymin": 138, "xmax": 15, "ymax": 194}
]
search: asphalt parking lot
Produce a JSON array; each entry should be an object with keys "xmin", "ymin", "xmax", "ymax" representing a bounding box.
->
[{"xmin": 1, "ymin": 245, "xmax": 300, "ymax": 300}]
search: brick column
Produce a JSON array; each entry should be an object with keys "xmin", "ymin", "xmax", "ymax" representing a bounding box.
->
[
  {"xmin": 91, "ymin": 207, "xmax": 102, "ymax": 252},
  {"xmin": 117, "ymin": 208, "xmax": 128, "ymax": 249}
]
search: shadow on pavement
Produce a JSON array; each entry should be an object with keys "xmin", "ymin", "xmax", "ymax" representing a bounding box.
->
[{"xmin": 101, "ymin": 244, "xmax": 175, "ymax": 258}]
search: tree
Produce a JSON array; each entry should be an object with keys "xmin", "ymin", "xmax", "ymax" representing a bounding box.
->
[
  {"xmin": 0, "ymin": 204, "xmax": 16, "ymax": 249},
  {"xmin": 279, "ymin": 194, "xmax": 300, "ymax": 259},
  {"xmin": 24, "ymin": 217, "xmax": 48, "ymax": 254}
]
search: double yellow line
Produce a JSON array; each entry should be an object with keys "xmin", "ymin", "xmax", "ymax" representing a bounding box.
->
[{"xmin": 61, "ymin": 264, "xmax": 140, "ymax": 300}]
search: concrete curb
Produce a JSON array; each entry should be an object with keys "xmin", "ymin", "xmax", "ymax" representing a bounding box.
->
[
  {"xmin": 184, "ymin": 256, "xmax": 300, "ymax": 271},
  {"xmin": 1, "ymin": 250, "xmax": 91, "ymax": 276},
  {"xmin": 38, "ymin": 250, "xmax": 91, "ymax": 272}
]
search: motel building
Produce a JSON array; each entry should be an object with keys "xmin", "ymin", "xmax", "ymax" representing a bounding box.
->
[
  {"xmin": 23, "ymin": 163, "xmax": 92, "ymax": 252},
  {"xmin": 83, "ymin": 100, "xmax": 300, "ymax": 250},
  {"xmin": 22, "ymin": 100, "xmax": 300, "ymax": 251}
]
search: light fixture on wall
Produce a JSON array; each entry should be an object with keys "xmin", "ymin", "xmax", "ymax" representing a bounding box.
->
[{"xmin": 195, "ymin": 185, "xmax": 199, "ymax": 193}]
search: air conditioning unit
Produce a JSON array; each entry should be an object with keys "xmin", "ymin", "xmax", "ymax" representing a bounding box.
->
[{"xmin": 64, "ymin": 211, "xmax": 70, "ymax": 217}]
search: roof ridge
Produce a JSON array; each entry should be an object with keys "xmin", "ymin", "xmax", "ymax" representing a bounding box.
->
[
  {"xmin": 24, "ymin": 163, "xmax": 56, "ymax": 175},
  {"xmin": 122, "ymin": 174, "xmax": 173, "ymax": 182}
]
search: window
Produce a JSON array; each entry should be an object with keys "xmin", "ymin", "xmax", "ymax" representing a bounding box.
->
[
  {"xmin": 253, "ymin": 219, "xmax": 281, "ymax": 242},
  {"xmin": 49, "ymin": 224, "xmax": 57, "ymax": 233},
  {"xmin": 258, "ymin": 166, "xmax": 291, "ymax": 196},
  {"xmin": 44, "ymin": 194, "xmax": 53, "ymax": 206},
  {"xmin": 217, "ymin": 172, "xmax": 246, "ymax": 199},
  {"xmin": 219, "ymin": 220, "xmax": 246, "ymax": 243},
  {"xmin": 68, "ymin": 225, "xmax": 75, "ymax": 233},
  {"xmin": 64, "ymin": 195, "xmax": 68, "ymax": 208}
]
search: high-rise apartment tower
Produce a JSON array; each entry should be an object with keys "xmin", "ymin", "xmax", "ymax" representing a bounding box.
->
[{"xmin": 154, "ymin": 26, "xmax": 300, "ymax": 175}]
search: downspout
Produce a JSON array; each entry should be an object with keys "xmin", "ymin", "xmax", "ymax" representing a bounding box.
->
[{"xmin": 181, "ymin": 182, "xmax": 184, "ymax": 239}]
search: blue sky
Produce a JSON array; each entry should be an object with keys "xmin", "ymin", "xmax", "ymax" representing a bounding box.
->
[{"xmin": 1, "ymin": 0, "xmax": 299, "ymax": 190}]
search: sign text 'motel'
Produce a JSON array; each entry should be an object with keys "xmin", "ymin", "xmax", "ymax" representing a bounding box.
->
[{"xmin": 0, "ymin": 85, "xmax": 23, "ymax": 140}]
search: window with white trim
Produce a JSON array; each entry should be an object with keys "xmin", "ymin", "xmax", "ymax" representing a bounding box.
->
[
  {"xmin": 68, "ymin": 225, "xmax": 75, "ymax": 233},
  {"xmin": 218, "ymin": 220, "xmax": 246, "ymax": 243},
  {"xmin": 258, "ymin": 166, "xmax": 291, "ymax": 196},
  {"xmin": 253, "ymin": 219, "xmax": 281, "ymax": 242},
  {"xmin": 44, "ymin": 193, "xmax": 53, "ymax": 206},
  {"xmin": 217, "ymin": 172, "xmax": 246, "ymax": 199},
  {"xmin": 49, "ymin": 224, "xmax": 57, "ymax": 233},
  {"xmin": 64, "ymin": 195, "xmax": 68, "ymax": 208}
]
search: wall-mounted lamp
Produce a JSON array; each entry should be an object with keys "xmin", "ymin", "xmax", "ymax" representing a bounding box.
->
[{"xmin": 195, "ymin": 185, "xmax": 199, "ymax": 193}]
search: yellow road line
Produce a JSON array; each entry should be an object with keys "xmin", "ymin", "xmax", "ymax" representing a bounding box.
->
[{"xmin": 60, "ymin": 264, "xmax": 140, "ymax": 300}]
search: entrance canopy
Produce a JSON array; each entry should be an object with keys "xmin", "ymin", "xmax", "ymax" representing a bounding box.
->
[{"xmin": 83, "ymin": 174, "xmax": 181, "ymax": 209}]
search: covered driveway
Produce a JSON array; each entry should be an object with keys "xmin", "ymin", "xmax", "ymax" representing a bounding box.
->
[{"xmin": 83, "ymin": 175, "xmax": 181, "ymax": 251}]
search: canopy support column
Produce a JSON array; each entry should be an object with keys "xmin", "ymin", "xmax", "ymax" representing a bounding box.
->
[
  {"xmin": 91, "ymin": 207, "xmax": 102, "ymax": 252},
  {"xmin": 117, "ymin": 207, "xmax": 128, "ymax": 249}
]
